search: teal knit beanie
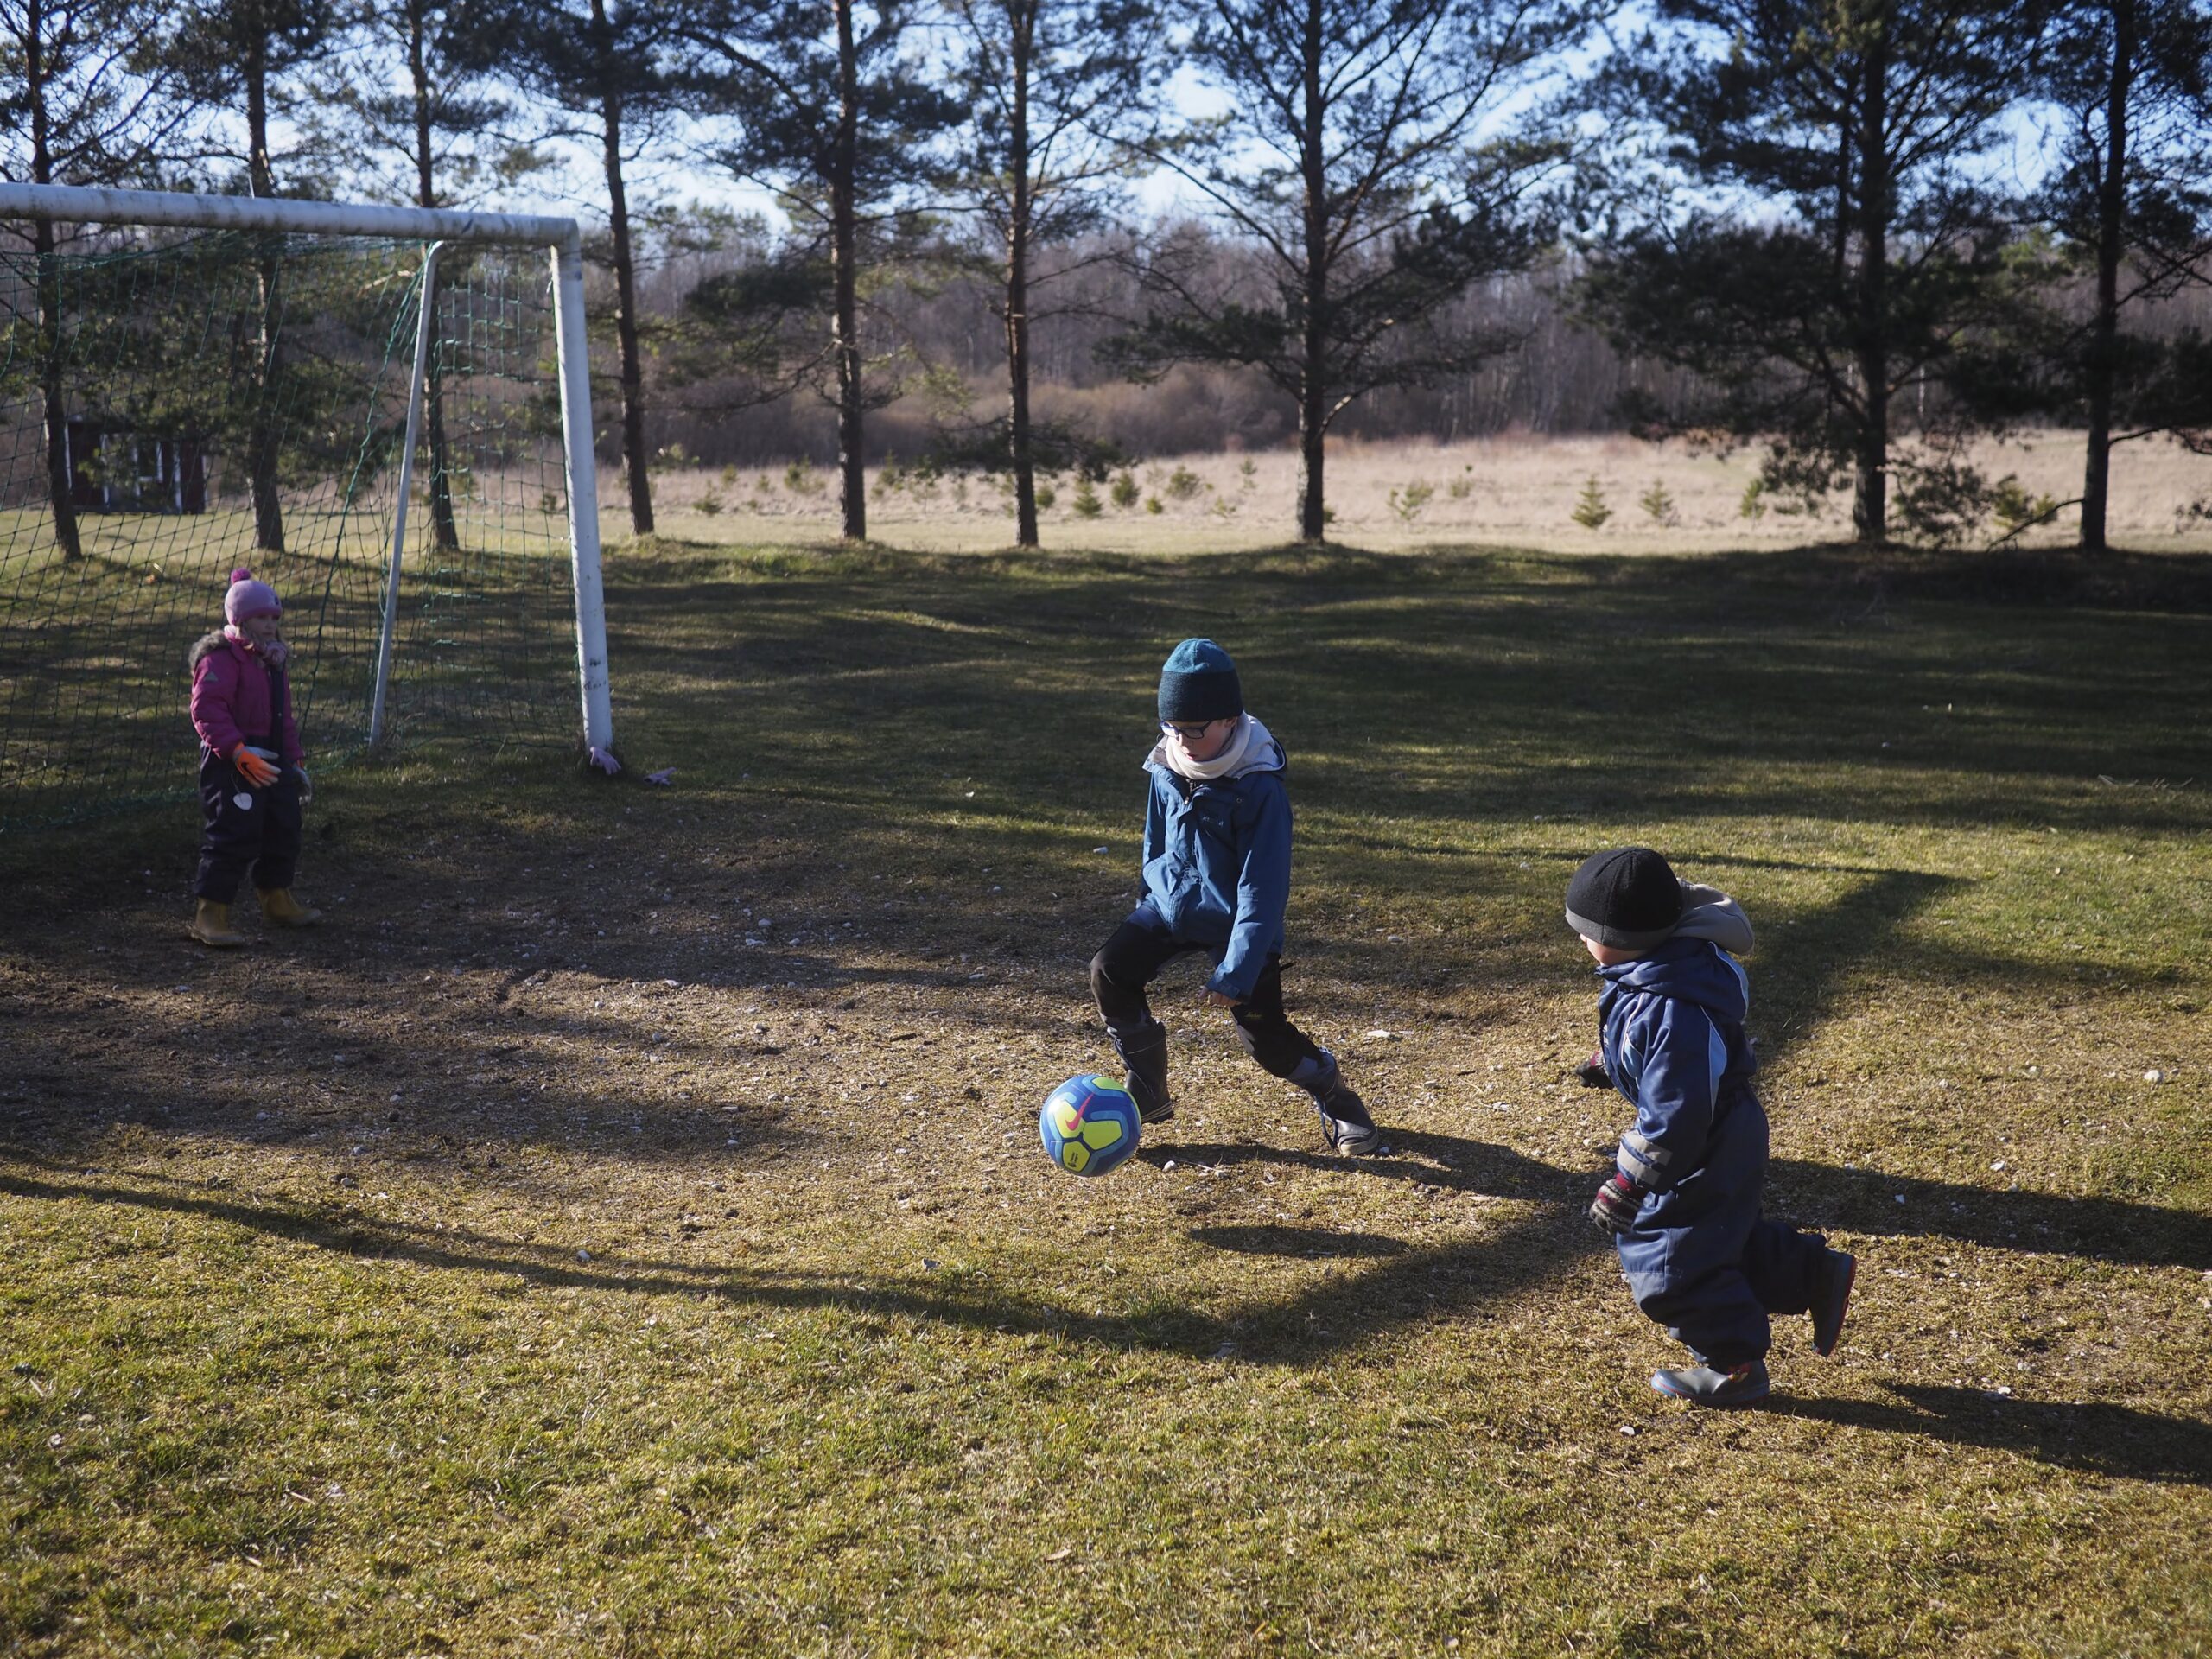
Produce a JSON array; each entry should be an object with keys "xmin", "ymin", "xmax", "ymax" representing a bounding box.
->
[{"xmin": 1157, "ymin": 638, "xmax": 1243, "ymax": 723}]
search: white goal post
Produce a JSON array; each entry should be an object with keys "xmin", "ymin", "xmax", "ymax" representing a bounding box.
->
[{"xmin": 0, "ymin": 181, "xmax": 615, "ymax": 759}]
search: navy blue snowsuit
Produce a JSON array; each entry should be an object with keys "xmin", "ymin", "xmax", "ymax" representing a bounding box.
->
[{"xmin": 1595, "ymin": 936, "xmax": 1829, "ymax": 1368}]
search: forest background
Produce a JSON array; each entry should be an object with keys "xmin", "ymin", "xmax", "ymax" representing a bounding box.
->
[{"xmin": 4, "ymin": 0, "xmax": 2210, "ymax": 549}]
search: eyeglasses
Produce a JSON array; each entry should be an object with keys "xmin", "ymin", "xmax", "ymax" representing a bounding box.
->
[{"xmin": 1160, "ymin": 719, "xmax": 1224, "ymax": 741}]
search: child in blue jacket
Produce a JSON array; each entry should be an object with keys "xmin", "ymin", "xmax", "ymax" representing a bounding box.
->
[
  {"xmin": 1568, "ymin": 845, "xmax": 1853, "ymax": 1407},
  {"xmin": 1089, "ymin": 639, "xmax": 1381, "ymax": 1154}
]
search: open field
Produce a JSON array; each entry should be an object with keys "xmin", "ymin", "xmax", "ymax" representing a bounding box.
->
[
  {"xmin": 3, "ymin": 536, "xmax": 2210, "ymax": 1656},
  {"xmin": 643, "ymin": 430, "xmax": 2212, "ymax": 553}
]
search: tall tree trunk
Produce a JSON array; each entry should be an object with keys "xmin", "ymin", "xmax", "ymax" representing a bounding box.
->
[
  {"xmin": 35, "ymin": 224, "xmax": 79, "ymax": 563},
  {"xmin": 410, "ymin": 0, "xmax": 461, "ymax": 553},
  {"xmin": 1293, "ymin": 0, "xmax": 1328, "ymax": 543},
  {"xmin": 25, "ymin": 8, "xmax": 82, "ymax": 563},
  {"xmin": 1832, "ymin": 72, "xmax": 1854, "ymax": 281},
  {"xmin": 246, "ymin": 51, "xmax": 286, "ymax": 555},
  {"xmin": 831, "ymin": 0, "xmax": 867, "ymax": 542},
  {"xmin": 2081, "ymin": 0, "xmax": 2134, "ymax": 555},
  {"xmin": 1850, "ymin": 22, "xmax": 1889, "ymax": 544},
  {"xmin": 593, "ymin": 14, "xmax": 653, "ymax": 538},
  {"xmin": 1004, "ymin": 1, "xmax": 1038, "ymax": 549}
]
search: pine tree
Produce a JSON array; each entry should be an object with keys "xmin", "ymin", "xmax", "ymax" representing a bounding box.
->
[
  {"xmin": 2033, "ymin": 0, "xmax": 2212, "ymax": 550},
  {"xmin": 165, "ymin": 0, "xmax": 349, "ymax": 552},
  {"xmin": 943, "ymin": 0, "xmax": 1159, "ymax": 549},
  {"xmin": 499, "ymin": 0, "xmax": 700, "ymax": 537},
  {"xmin": 1103, "ymin": 0, "xmax": 1589, "ymax": 543},
  {"xmin": 683, "ymin": 0, "xmax": 961, "ymax": 543},
  {"xmin": 1581, "ymin": 0, "xmax": 2044, "ymax": 543},
  {"xmin": 308, "ymin": 0, "xmax": 537, "ymax": 550},
  {"xmin": 1572, "ymin": 474, "xmax": 1611, "ymax": 528},
  {"xmin": 1, "ymin": 0, "xmax": 190, "ymax": 561}
]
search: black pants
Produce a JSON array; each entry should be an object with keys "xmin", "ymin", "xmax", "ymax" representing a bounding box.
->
[
  {"xmin": 1090, "ymin": 908, "xmax": 1321, "ymax": 1079},
  {"xmin": 193, "ymin": 746, "xmax": 302, "ymax": 903}
]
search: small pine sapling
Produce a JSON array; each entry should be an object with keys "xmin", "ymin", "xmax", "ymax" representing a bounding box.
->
[
  {"xmin": 1640, "ymin": 480, "xmax": 1677, "ymax": 525},
  {"xmin": 1990, "ymin": 476, "xmax": 2059, "ymax": 537},
  {"xmin": 1572, "ymin": 475, "xmax": 1611, "ymax": 529},
  {"xmin": 1109, "ymin": 470, "xmax": 1139, "ymax": 509},
  {"xmin": 1072, "ymin": 478, "xmax": 1103, "ymax": 518},
  {"xmin": 1389, "ymin": 480, "xmax": 1436, "ymax": 523}
]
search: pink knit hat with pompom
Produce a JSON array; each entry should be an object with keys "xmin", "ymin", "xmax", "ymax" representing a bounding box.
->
[{"xmin": 224, "ymin": 567, "xmax": 282, "ymax": 623}]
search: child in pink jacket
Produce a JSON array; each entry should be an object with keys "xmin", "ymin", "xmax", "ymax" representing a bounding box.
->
[{"xmin": 186, "ymin": 568, "xmax": 320, "ymax": 946}]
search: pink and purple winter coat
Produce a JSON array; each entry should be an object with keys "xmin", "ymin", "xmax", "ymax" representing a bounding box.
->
[{"xmin": 188, "ymin": 632, "xmax": 303, "ymax": 765}]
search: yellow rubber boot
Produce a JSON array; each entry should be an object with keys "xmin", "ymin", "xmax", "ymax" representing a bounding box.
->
[
  {"xmin": 259, "ymin": 888, "xmax": 322, "ymax": 927},
  {"xmin": 188, "ymin": 899, "xmax": 245, "ymax": 947}
]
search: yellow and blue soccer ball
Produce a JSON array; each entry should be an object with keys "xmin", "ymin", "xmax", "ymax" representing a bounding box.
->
[{"xmin": 1039, "ymin": 1074, "xmax": 1141, "ymax": 1177}]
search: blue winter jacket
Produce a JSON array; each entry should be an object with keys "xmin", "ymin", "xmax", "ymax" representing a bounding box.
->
[
  {"xmin": 1138, "ymin": 732, "xmax": 1291, "ymax": 1001},
  {"xmin": 1595, "ymin": 936, "xmax": 1758, "ymax": 1193}
]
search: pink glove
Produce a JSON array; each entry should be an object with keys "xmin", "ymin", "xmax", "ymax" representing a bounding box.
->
[{"xmin": 1589, "ymin": 1173, "xmax": 1646, "ymax": 1236}]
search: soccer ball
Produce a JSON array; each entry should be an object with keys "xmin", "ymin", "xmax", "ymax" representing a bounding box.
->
[{"xmin": 1039, "ymin": 1074, "xmax": 1141, "ymax": 1178}]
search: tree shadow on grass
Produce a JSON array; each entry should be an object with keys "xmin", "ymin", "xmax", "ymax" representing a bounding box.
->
[
  {"xmin": 8, "ymin": 1155, "xmax": 2209, "ymax": 1486},
  {"xmin": 1147, "ymin": 1127, "xmax": 2212, "ymax": 1274},
  {"xmin": 1768, "ymin": 1158, "xmax": 2212, "ymax": 1270},
  {"xmin": 1189, "ymin": 1224, "xmax": 1409, "ymax": 1259},
  {"xmin": 1772, "ymin": 1384, "xmax": 2212, "ymax": 1487},
  {"xmin": 0, "ymin": 1157, "xmax": 1592, "ymax": 1370}
]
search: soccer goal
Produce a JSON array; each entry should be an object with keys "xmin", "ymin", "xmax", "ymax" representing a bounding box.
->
[{"xmin": 0, "ymin": 182, "xmax": 613, "ymax": 833}]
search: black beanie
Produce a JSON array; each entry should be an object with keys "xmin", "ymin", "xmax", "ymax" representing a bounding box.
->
[
  {"xmin": 1157, "ymin": 638, "xmax": 1243, "ymax": 723},
  {"xmin": 1564, "ymin": 846, "xmax": 1684, "ymax": 950}
]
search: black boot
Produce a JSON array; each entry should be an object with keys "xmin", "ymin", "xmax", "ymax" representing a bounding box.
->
[
  {"xmin": 1811, "ymin": 1249, "xmax": 1856, "ymax": 1357},
  {"xmin": 1292, "ymin": 1050, "xmax": 1380, "ymax": 1154},
  {"xmin": 1110, "ymin": 1019, "xmax": 1173, "ymax": 1123}
]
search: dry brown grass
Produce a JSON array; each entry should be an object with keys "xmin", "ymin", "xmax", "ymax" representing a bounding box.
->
[
  {"xmin": 633, "ymin": 430, "xmax": 2212, "ymax": 553},
  {"xmin": 3, "ymin": 540, "xmax": 2208, "ymax": 1656}
]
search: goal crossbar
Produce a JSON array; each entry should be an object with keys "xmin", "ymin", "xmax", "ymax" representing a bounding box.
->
[{"xmin": 0, "ymin": 181, "xmax": 615, "ymax": 758}]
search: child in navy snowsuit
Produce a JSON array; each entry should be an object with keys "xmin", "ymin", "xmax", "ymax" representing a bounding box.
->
[
  {"xmin": 185, "ymin": 568, "xmax": 321, "ymax": 947},
  {"xmin": 1089, "ymin": 639, "xmax": 1381, "ymax": 1154},
  {"xmin": 1568, "ymin": 846, "xmax": 1854, "ymax": 1407}
]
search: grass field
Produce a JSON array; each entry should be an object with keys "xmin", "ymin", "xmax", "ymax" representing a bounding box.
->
[{"xmin": 3, "ymin": 534, "xmax": 2209, "ymax": 1656}]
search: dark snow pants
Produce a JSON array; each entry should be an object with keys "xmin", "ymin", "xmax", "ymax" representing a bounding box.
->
[
  {"xmin": 1089, "ymin": 902, "xmax": 1322, "ymax": 1079},
  {"xmin": 192, "ymin": 743, "xmax": 302, "ymax": 903},
  {"xmin": 1616, "ymin": 1087, "xmax": 1832, "ymax": 1369}
]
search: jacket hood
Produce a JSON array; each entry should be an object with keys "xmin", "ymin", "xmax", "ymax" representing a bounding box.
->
[
  {"xmin": 1602, "ymin": 934, "xmax": 1749, "ymax": 1023},
  {"xmin": 188, "ymin": 631, "xmax": 233, "ymax": 672},
  {"xmin": 1673, "ymin": 882, "xmax": 1754, "ymax": 956}
]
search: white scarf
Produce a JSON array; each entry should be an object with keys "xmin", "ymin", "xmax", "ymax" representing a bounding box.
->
[{"xmin": 1147, "ymin": 713, "xmax": 1281, "ymax": 781}]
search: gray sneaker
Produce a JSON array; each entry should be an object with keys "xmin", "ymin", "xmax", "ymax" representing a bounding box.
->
[
  {"xmin": 1650, "ymin": 1360, "xmax": 1770, "ymax": 1408},
  {"xmin": 1300, "ymin": 1051, "xmax": 1380, "ymax": 1155}
]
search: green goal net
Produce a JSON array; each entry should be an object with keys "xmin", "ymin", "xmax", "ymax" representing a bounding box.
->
[{"xmin": 0, "ymin": 223, "xmax": 583, "ymax": 833}]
